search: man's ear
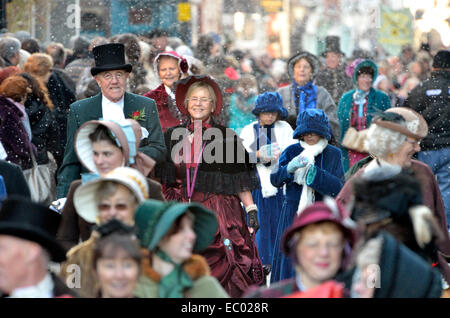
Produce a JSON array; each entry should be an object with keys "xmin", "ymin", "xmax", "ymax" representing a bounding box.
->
[{"xmin": 94, "ymin": 75, "xmax": 102, "ymax": 87}]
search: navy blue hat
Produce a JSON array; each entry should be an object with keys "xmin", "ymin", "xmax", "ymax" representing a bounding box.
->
[
  {"xmin": 293, "ymin": 108, "xmax": 331, "ymax": 140},
  {"xmin": 252, "ymin": 91, "xmax": 288, "ymax": 119}
]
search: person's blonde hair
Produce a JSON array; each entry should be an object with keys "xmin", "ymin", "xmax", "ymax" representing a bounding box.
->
[
  {"xmin": 24, "ymin": 53, "xmax": 53, "ymax": 79},
  {"xmin": 95, "ymin": 181, "xmax": 138, "ymax": 209},
  {"xmin": 183, "ymin": 81, "xmax": 216, "ymax": 111},
  {"xmin": 297, "ymin": 222, "xmax": 345, "ymax": 244}
]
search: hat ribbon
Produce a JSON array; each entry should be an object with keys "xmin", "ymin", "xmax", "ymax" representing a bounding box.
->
[
  {"xmin": 81, "ymin": 172, "xmax": 100, "ymax": 184},
  {"xmin": 372, "ymin": 119, "xmax": 422, "ymax": 140}
]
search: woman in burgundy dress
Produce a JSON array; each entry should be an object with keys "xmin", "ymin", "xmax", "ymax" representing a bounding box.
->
[
  {"xmin": 156, "ymin": 75, "xmax": 264, "ymax": 297},
  {"xmin": 143, "ymin": 51, "xmax": 189, "ymax": 132}
]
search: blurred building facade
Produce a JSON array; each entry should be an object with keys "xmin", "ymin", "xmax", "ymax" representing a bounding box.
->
[{"xmin": 3, "ymin": 0, "xmax": 448, "ymax": 57}]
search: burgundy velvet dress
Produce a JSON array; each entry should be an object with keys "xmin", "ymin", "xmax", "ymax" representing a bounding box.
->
[
  {"xmin": 144, "ymin": 84, "xmax": 187, "ymax": 133},
  {"xmin": 158, "ymin": 120, "xmax": 264, "ymax": 297}
]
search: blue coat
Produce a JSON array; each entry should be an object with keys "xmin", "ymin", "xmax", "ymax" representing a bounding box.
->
[{"xmin": 269, "ymin": 142, "xmax": 345, "ymax": 283}]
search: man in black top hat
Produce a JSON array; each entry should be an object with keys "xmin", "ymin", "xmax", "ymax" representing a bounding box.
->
[
  {"xmin": 56, "ymin": 42, "xmax": 166, "ymax": 198},
  {"xmin": 0, "ymin": 197, "xmax": 78, "ymax": 297},
  {"xmin": 315, "ymin": 36, "xmax": 353, "ymax": 105}
]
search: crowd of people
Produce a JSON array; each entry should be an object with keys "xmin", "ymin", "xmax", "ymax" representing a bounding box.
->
[{"xmin": 0, "ymin": 27, "xmax": 448, "ymax": 299}]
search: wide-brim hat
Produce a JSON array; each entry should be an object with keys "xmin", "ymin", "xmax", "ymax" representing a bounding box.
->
[
  {"xmin": 281, "ymin": 199, "xmax": 356, "ymax": 256},
  {"xmin": 153, "ymin": 51, "xmax": 189, "ymax": 78},
  {"xmin": 135, "ymin": 199, "xmax": 218, "ymax": 253},
  {"xmin": 0, "ymin": 196, "xmax": 66, "ymax": 262},
  {"xmin": 322, "ymin": 36, "xmax": 345, "ymax": 56},
  {"xmin": 91, "ymin": 43, "xmax": 132, "ymax": 76},
  {"xmin": 175, "ymin": 75, "xmax": 223, "ymax": 117},
  {"xmin": 371, "ymin": 107, "xmax": 428, "ymax": 140},
  {"xmin": 287, "ymin": 51, "xmax": 320, "ymax": 79},
  {"xmin": 252, "ymin": 91, "xmax": 288, "ymax": 120},
  {"xmin": 73, "ymin": 167, "xmax": 149, "ymax": 224},
  {"xmin": 293, "ymin": 108, "xmax": 331, "ymax": 140},
  {"xmin": 75, "ymin": 120, "xmax": 130, "ymax": 174}
]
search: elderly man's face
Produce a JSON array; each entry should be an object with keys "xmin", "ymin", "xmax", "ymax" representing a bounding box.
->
[
  {"xmin": 95, "ymin": 70, "xmax": 129, "ymax": 103},
  {"xmin": 326, "ymin": 52, "xmax": 341, "ymax": 69},
  {"xmin": 0, "ymin": 235, "xmax": 36, "ymax": 294}
]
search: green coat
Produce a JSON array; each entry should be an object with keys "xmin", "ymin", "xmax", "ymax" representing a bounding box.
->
[
  {"xmin": 337, "ymin": 87, "xmax": 391, "ymax": 171},
  {"xmin": 337, "ymin": 59, "xmax": 391, "ymax": 172},
  {"xmin": 134, "ymin": 274, "xmax": 230, "ymax": 298},
  {"xmin": 56, "ymin": 92, "xmax": 166, "ymax": 198}
]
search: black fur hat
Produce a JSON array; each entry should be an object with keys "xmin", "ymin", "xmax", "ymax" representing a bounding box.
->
[{"xmin": 351, "ymin": 167, "xmax": 422, "ymax": 225}]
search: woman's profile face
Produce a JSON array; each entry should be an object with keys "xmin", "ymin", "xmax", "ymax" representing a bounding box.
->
[
  {"xmin": 295, "ymin": 225, "xmax": 344, "ymax": 287},
  {"xmin": 351, "ymin": 265, "xmax": 376, "ymax": 298},
  {"xmin": 186, "ymin": 87, "xmax": 215, "ymax": 122},
  {"xmin": 96, "ymin": 248, "xmax": 140, "ymax": 298},
  {"xmin": 158, "ymin": 215, "xmax": 196, "ymax": 264},
  {"xmin": 390, "ymin": 137, "xmax": 421, "ymax": 168},
  {"xmin": 92, "ymin": 140, "xmax": 124, "ymax": 175}
]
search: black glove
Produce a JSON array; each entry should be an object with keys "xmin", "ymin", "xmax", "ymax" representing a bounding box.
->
[{"xmin": 247, "ymin": 207, "xmax": 260, "ymax": 234}]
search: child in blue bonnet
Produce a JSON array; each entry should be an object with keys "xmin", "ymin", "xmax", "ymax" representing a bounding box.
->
[{"xmin": 240, "ymin": 91, "xmax": 296, "ymax": 277}]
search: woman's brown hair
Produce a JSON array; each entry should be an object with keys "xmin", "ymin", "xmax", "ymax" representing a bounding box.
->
[
  {"xmin": 0, "ymin": 75, "xmax": 32, "ymax": 102},
  {"xmin": 19, "ymin": 72, "xmax": 54, "ymax": 110}
]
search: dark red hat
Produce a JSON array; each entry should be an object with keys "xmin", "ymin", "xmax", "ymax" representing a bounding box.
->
[
  {"xmin": 175, "ymin": 75, "xmax": 223, "ymax": 117},
  {"xmin": 281, "ymin": 199, "xmax": 356, "ymax": 256}
]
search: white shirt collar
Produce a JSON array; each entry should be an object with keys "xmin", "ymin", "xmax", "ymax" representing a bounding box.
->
[
  {"xmin": 101, "ymin": 94, "xmax": 125, "ymax": 121},
  {"xmin": 9, "ymin": 273, "xmax": 54, "ymax": 298}
]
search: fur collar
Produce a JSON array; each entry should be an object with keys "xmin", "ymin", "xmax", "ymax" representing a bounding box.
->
[{"xmin": 140, "ymin": 248, "xmax": 210, "ymax": 283}]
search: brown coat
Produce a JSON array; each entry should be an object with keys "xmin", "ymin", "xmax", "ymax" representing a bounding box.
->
[{"xmin": 56, "ymin": 177, "xmax": 166, "ymax": 250}]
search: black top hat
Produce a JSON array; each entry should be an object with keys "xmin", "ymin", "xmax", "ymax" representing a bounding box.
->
[
  {"xmin": 351, "ymin": 168, "xmax": 422, "ymax": 225},
  {"xmin": 91, "ymin": 43, "xmax": 133, "ymax": 76},
  {"xmin": 0, "ymin": 196, "xmax": 66, "ymax": 262},
  {"xmin": 322, "ymin": 36, "xmax": 344, "ymax": 56}
]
